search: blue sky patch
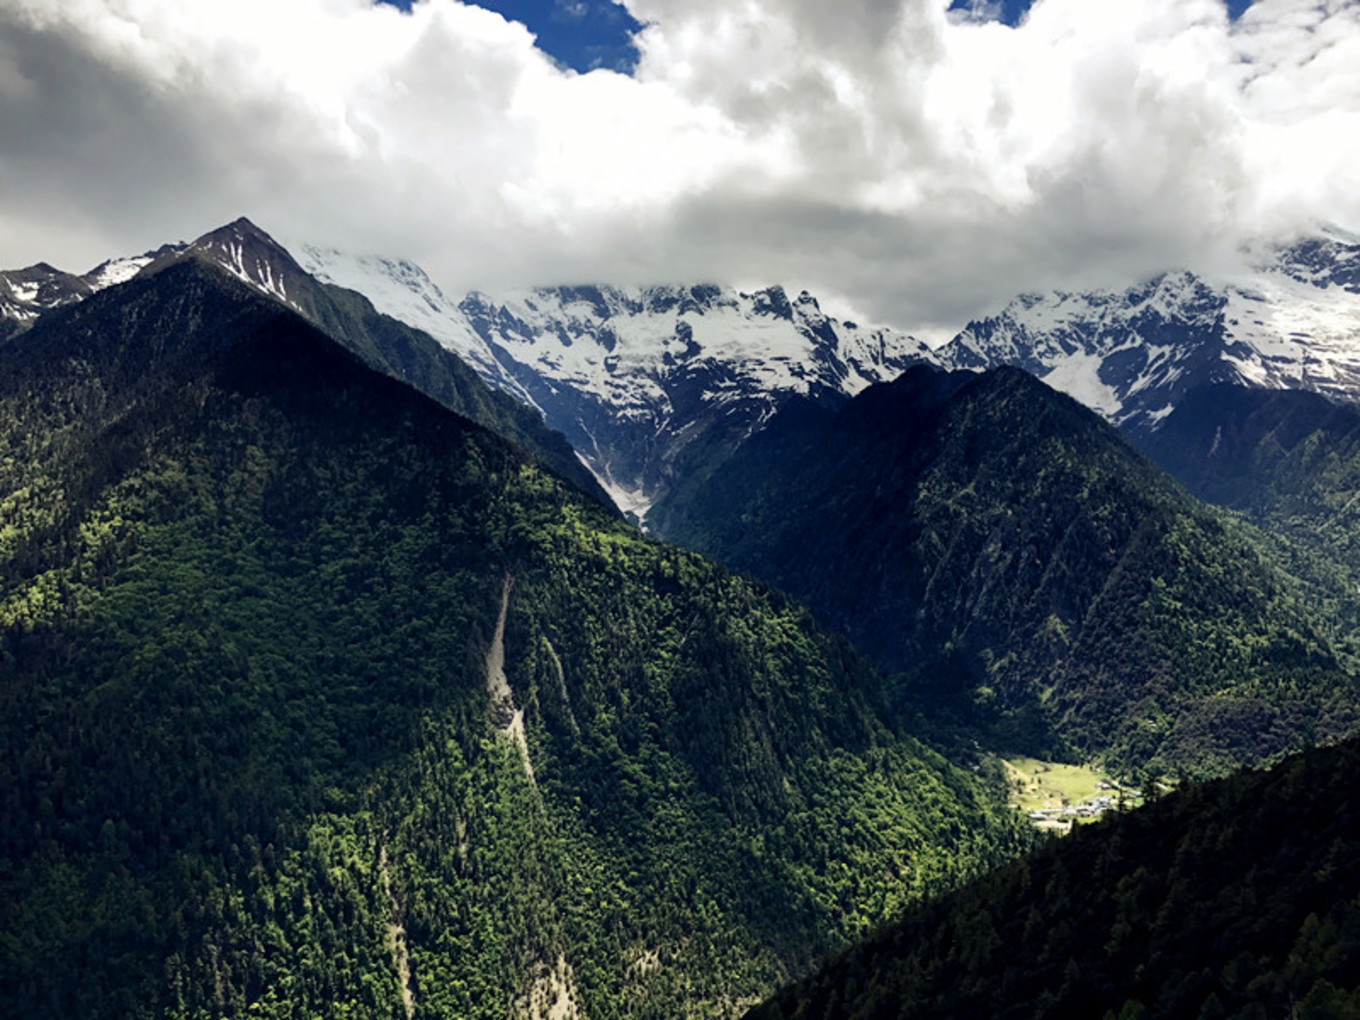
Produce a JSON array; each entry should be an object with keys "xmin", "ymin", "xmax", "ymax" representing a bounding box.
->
[
  {"xmin": 376, "ymin": 0, "xmax": 642, "ymax": 73},
  {"xmin": 948, "ymin": 0, "xmax": 1254, "ymax": 25}
]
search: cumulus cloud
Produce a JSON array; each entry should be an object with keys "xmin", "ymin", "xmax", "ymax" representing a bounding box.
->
[{"xmin": 0, "ymin": 0, "xmax": 1356, "ymax": 334}]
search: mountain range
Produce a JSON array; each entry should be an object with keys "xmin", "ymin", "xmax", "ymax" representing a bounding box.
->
[
  {"xmin": 295, "ymin": 227, "xmax": 1360, "ymax": 524},
  {"xmin": 0, "ymin": 247, "xmax": 172, "ymax": 341},
  {"xmin": 9, "ymin": 222, "xmax": 1360, "ymax": 527},
  {"xmin": 7, "ymin": 215, "xmax": 1360, "ymax": 1017},
  {"xmin": 296, "ymin": 244, "xmax": 931, "ymax": 521},
  {"xmin": 0, "ymin": 243, "xmax": 1030, "ymax": 1017},
  {"xmin": 936, "ymin": 228, "xmax": 1360, "ymax": 440}
]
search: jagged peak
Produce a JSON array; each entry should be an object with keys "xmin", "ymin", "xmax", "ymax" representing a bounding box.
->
[
  {"xmin": 0, "ymin": 263, "xmax": 93, "ymax": 321},
  {"xmin": 188, "ymin": 217, "xmax": 293, "ymax": 260},
  {"xmin": 138, "ymin": 217, "xmax": 308, "ymax": 309},
  {"xmin": 0, "ymin": 261, "xmax": 79, "ymax": 283}
]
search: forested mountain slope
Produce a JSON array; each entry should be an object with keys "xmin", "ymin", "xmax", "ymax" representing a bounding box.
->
[
  {"xmin": 1141, "ymin": 384, "xmax": 1360, "ymax": 514},
  {"xmin": 748, "ymin": 737, "xmax": 1360, "ymax": 1020},
  {"xmin": 1140, "ymin": 384, "xmax": 1360, "ymax": 656},
  {"xmin": 654, "ymin": 364, "xmax": 1357, "ymax": 776},
  {"xmin": 0, "ymin": 245, "xmax": 171, "ymax": 341},
  {"xmin": 0, "ymin": 260, "xmax": 1031, "ymax": 1018}
]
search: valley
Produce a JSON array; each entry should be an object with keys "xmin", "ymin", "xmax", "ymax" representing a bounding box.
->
[
  {"xmin": 5, "ymin": 0, "xmax": 1360, "ymax": 1015},
  {"xmin": 0, "ymin": 242, "xmax": 1030, "ymax": 1017},
  {"xmin": 748, "ymin": 737, "xmax": 1360, "ymax": 1019}
]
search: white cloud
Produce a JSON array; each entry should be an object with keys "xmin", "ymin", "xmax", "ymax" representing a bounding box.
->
[
  {"xmin": 1230, "ymin": 0, "xmax": 1360, "ymax": 236},
  {"xmin": 0, "ymin": 0, "xmax": 1356, "ymax": 334}
]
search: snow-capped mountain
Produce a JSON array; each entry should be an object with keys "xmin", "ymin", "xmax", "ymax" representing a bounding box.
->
[
  {"xmin": 939, "ymin": 229, "xmax": 1360, "ymax": 437},
  {"xmin": 293, "ymin": 246, "xmax": 521, "ymax": 398},
  {"xmin": 2, "ymin": 219, "xmax": 926, "ymax": 520},
  {"xmin": 0, "ymin": 263, "xmax": 92, "ymax": 339},
  {"xmin": 0, "ymin": 222, "xmax": 309, "ymax": 343},
  {"xmin": 31, "ymin": 217, "xmax": 1360, "ymax": 524},
  {"xmin": 0, "ymin": 249, "xmax": 170, "ymax": 339},
  {"xmin": 460, "ymin": 284, "xmax": 932, "ymax": 519},
  {"xmin": 295, "ymin": 246, "xmax": 932, "ymax": 520}
]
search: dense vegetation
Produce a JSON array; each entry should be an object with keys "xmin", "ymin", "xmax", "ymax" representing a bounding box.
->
[
  {"xmin": 748, "ymin": 737, "xmax": 1360, "ymax": 1020},
  {"xmin": 653, "ymin": 365, "xmax": 1357, "ymax": 777},
  {"xmin": 0, "ymin": 262, "xmax": 1032, "ymax": 1018},
  {"xmin": 1142, "ymin": 383, "xmax": 1360, "ymax": 662}
]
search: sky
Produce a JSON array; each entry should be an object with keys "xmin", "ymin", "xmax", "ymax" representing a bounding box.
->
[
  {"xmin": 0, "ymin": 0, "xmax": 1357, "ymax": 337},
  {"xmin": 375, "ymin": 0, "xmax": 645, "ymax": 73}
]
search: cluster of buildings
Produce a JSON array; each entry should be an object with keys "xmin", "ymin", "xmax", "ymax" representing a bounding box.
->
[
  {"xmin": 1024, "ymin": 780, "xmax": 1150, "ymax": 829},
  {"xmin": 1026, "ymin": 794, "xmax": 1118, "ymax": 823}
]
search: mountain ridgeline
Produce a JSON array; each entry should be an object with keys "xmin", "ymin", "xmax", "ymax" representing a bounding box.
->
[
  {"xmin": 7, "ymin": 216, "xmax": 1360, "ymax": 1019},
  {"xmin": 144, "ymin": 218, "xmax": 611, "ymax": 506},
  {"xmin": 296, "ymin": 245, "xmax": 932, "ymax": 520},
  {"xmin": 935, "ymin": 230, "xmax": 1360, "ymax": 439},
  {"xmin": 0, "ymin": 245, "xmax": 177, "ymax": 341},
  {"xmin": 653, "ymin": 364, "xmax": 1359, "ymax": 777},
  {"xmin": 0, "ymin": 257, "xmax": 1032, "ymax": 1017}
]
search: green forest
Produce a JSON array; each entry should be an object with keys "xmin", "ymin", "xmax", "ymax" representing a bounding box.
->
[
  {"xmin": 748, "ymin": 737, "xmax": 1360, "ymax": 1020},
  {"xmin": 654, "ymin": 365, "xmax": 1360, "ymax": 778},
  {"xmin": 1142, "ymin": 382, "xmax": 1360, "ymax": 662},
  {"xmin": 0, "ymin": 260, "xmax": 1031, "ymax": 1017}
]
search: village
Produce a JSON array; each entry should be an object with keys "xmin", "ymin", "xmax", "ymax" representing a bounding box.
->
[
  {"xmin": 1024, "ymin": 781, "xmax": 1138, "ymax": 831},
  {"xmin": 1004, "ymin": 759, "xmax": 1153, "ymax": 833}
]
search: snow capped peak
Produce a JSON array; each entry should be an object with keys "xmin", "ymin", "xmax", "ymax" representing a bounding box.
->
[
  {"xmin": 1270, "ymin": 233, "xmax": 1360, "ymax": 295},
  {"xmin": 941, "ymin": 232, "xmax": 1360, "ymax": 436},
  {"xmin": 160, "ymin": 217, "xmax": 304, "ymax": 307},
  {"xmin": 83, "ymin": 243, "xmax": 186, "ymax": 291},
  {"xmin": 294, "ymin": 245, "xmax": 531, "ymax": 402},
  {"xmin": 1, "ymin": 240, "xmax": 199, "ymax": 339},
  {"xmin": 289, "ymin": 250, "xmax": 932, "ymax": 520},
  {"xmin": 461, "ymin": 280, "xmax": 927, "ymax": 403},
  {"xmin": 0, "ymin": 263, "xmax": 94, "ymax": 335},
  {"xmin": 12, "ymin": 220, "xmax": 1360, "ymax": 519},
  {"xmin": 299, "ymin": 246, "xmax": 438, "ymax": 300},
  {"xmin": 84, "ymin": 256, "xmax": 154, "ymax": 290},
  {"xmin": 1, "ymin": 220, "xmax": 317, "ymax": 339}
]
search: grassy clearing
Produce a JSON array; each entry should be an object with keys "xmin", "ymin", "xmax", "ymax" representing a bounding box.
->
[
  {"xmin": 1000, "ymin": 757, "xmax": 1148, "ymax": 832},
  {"xmin": 1002, "ymin": 758, "xmax": 1105, "ymax": 812}
]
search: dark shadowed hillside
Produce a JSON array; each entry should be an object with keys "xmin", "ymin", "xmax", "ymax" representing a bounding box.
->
[
  {"xmin": 1141, "ymin": 383, "xmax": 1360, "ymax": 660},
  {"xmin": 142, "ymin": 217, "xmax": 611, "ymax": 505},
  {"xmin": 748, "ymin": 737, "xmax": 1360, "ymax": 1020},
  {"xmin": 653, "ymin": 364, "xmax": 1357, "ymax": 776}
]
